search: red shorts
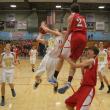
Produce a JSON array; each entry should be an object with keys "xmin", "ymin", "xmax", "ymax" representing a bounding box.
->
[
  {"xmin": 65, "ymin": 86, "xmax": 95, "ymax": 110},
  {"xmin": 70, "ymin": 32, "xmax": 87, "ymax": 60},
  {"xmin": 15, "ymin": 54, "xmax": 18, "ymax": 59}
]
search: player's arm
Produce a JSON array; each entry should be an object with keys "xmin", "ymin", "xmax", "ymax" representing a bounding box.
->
[
  {"xmin": 41, "ymin": 24, "xmax": 62, "ymax": 36},
  {"xmin": 64, "ymin": 14, "xmax": 73, "ymax": 41},
  {"xmin": 61, "ymin": 14, "xmax": 73, "ymax": 48},
  {"xmin": 36, "ymin": 33, "xmax": 44, "ymax": 40},
  {"xmin": 72, "ymin": 59, "xmax": 94, "ymax": 68}
]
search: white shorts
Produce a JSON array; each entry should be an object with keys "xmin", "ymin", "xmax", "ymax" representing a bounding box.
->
[
  {"xmin": 36, "ymin": 53, "xmax": 59, "ymax": 80},
  {"xmin": 1, "ymin": 69, "xmax": 14, "ymax": 83},
  {"xmin": 30, "ymin": 57, "xmax": 36, "ymax": 64},
  {"xmin": 98, "ymin": 64, "xmax": 106, "ymax": 74},
  {"xmin": 61, "ymin": 34, "xmax": 71, "ymax": 59},
  {"xmin": 35, "ymin": 54, "xmax": 48, "ymax": 76},
  {"xmin": 46, "ymin": 56, "xmax": 59, "ymax": 80}
]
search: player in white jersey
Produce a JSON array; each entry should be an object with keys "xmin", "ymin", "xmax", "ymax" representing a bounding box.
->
[
  {"xmin": 98, "ymin": 42, "xmax": 110, "ymax": 93},
  {"xmin": 29, "ymin": 45, "xmax": 38, "ymax": 72},
  {"xmin": 33, "ymin": 26, "xmax": 64, "ymax": 93},
  {"xmin": 0, "ymin": 44, "xmax": 16, "ymax": 106}
]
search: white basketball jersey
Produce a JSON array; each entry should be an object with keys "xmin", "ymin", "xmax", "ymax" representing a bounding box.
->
[
  {"xmin": 30, "ymin": 49, "xmax": 37, "ymax": 58},
  {"xmin": 1, "ymin": 52, "xmax": 15, "ymax": 69},
  {"xmin": 98, "ymin": 49, "xmax": 107, "ymax": 65},
  {"xmin": 47, "ymin": 36, "xmax": 64, "ymax": 58}
]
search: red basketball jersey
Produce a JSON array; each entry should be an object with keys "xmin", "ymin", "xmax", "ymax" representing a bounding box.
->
[
  {"xmin": 107, "ymin": 51, "xmax": 110, "ymax": 62},
  {"xmin": 70, "ymin": 13, "xmax": 87, "ymax": 33},
  {"xmin": 107, "ymin": 55, "xmax": 110, "ymax": 62},
  {"xmin": 81, "ymin": 57, "xmax": 98, "ymax": 87},
  {"xmin": 13, "ymin": 48, "xmax": 19, "ymax": 55}
]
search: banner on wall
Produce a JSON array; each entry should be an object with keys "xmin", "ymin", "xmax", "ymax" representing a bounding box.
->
[
  {"xmin": 5, "ymin": 14, "xmax": 17, "ymax": 28},
  {"xmin": 87, "ymin": 32, "xmax": 110, "ymax": 40},
  {"xmin": 87, "ymin": 22, "xmax": 95, "ymax": 29},
  {"xmin": 86, "ymin": 14, "xmax": 95, "ymax": 22},
  {"xmin": 47, "ymin": 11, "xmax": 55, "ymax": 25},
  {"xmin": 17, "ymin": 21, "xmax": 27, "ymax": 30},
  {"xmin": 96, "ymin": 22, "xmax": 105, "ymax": 31},
  {"xmin": 0, "ymin": 31, "xmax": 110, "ymax": 41}
]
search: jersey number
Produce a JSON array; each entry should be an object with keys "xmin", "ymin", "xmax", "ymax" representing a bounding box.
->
[{"xmin": 76, "ymin": 18, "xmax": 87, "ymax": 28}]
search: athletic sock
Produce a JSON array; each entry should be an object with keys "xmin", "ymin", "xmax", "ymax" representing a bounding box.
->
[
  {"xmin": 108, "ymin": 85, "xmax": 110, "ymax": 89},
  {"xmin": 54, "ymin": 71, "xmax": 59, "ymax": 79},
  {"xmin": 1, "ymin": 96, "xmax": 5, "ymax": 106},
  {"xmin": 101, "ymin": 82, "xmax": 104, "ymax": 86},
  {"xmin": 1, "ymin": 96, "xmax": 4, "ymax": 100},
  {"xmin": 68, "ymin": 76, "xmax": 73, "ymax": 83},
  {"xmin": 11, "ymin": 89, "xmax": 16, "ymax": 97},
  {"xmin": 107, "ymin": 85, "xmax": 110, "ymax": 93},
  {"xmin": 11, "ymin": 89, "xmax": 14, "ymax": 91}
]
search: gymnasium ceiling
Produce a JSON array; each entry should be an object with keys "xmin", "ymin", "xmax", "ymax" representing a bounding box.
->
[{"xmin": 0, "ymin": 0, "xmax": 110, "ymax": 12}]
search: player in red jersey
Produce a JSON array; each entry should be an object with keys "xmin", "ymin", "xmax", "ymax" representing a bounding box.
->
[
  {"xmin": 107, "ymin": 47, "xmax": 110, "ymax": 69},
  {"xmin": 48, "ymin": 3, "xmax": 87, "ymax": 93},
  {"xmin": 13, "ymin": 45, "xmax": 20, "ymax": 64},
  {"xmin": 65, "ymin": 46, "xmax": 99, "ymax": 110}
]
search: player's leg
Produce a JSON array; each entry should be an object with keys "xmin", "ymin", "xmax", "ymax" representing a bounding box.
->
[
  {"xmin": 58, "ymin": 34, "xmax": 86, "ymax": 94},
  {"xmin": 8, "ymin": 71, "xmax": 16, "ymax": 97},
  {"xmin": 108, "ymin": 62, "xmax": 110, "ymax": 69},
  {"xmin": 65, "ymin": 90, "xmax": 77, "ymax": 110},
  {"xmin": 53, "ymin": 57, "xmax": 64, "ymax": 80},
  {"xmin": 66, "ymin": 105, "xmax": 74, "ymax": 110},
  {"xmin": 98, "ymin": 65, "xmax": 104, "ymax": 90},
  {"xmin": 46, "ymin": 57, "xmax": 61, "ymax": 93},
  {"xmin": 32, "ymin": 64, "xmax": 35, "ymax": 72},
  {"xmin": 48, "ymin": 34, "xmax": 71, "ymax": 84},
  {"xmin": 30, "ymin": 57, "xmax": 36, "ymax": 72},
  {"xmin": 33, "ymin": 54, "xmax": 48, "ymax": 89},
  {"xmin": 58, "ymin": 63, "xmax": 76, "ymax": 94},
  {"xmin": 48, "ymin": 57, "xmax": 64, "ymax": 84},
  {"xmin": 1, "ymin": 82, "xmax": 5, "ymax": 106},
  {"xmin": 0, "ymin": 70, "xmax": 6, "ymax": 106},
  {"xmin": 98, "ymin": 72, "xmax": 104, "ymax": 90},
  {"xmin": 17, "ymin": 55, "xmax": 20, "ymax": 64},
  {"xmin": 76, "ymin": 88, "xmax": 95, "ymax": 110},
  {"xmin": 9, "ymin": 83, "xmax": 16, "ymax": 97},
  {"xmin": 53, "ymin": 58, "xmax": 64, "ymax": 92},
  {"xmin": 103, "ymin": 75, "xmax": 110, "ymax": 93},
  {"xmin": 31, "ymin": 57, "xmax": 36, "ymax": 72}
]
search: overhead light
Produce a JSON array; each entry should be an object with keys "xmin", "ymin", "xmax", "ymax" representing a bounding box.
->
[
  {"xmin": 10, "ymin": 5, "xmax": 16, "ymax": 8},
  {"xmin": 98, "ymin": 6, "xmax": 105, "ymax": 9},
  {"xmin": 56, "ymin": 5, "xmax": 61, "ymax": 9}
]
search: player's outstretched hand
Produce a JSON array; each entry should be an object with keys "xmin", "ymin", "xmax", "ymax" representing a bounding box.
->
[{"xmin": 72, "ymin": 63, "xmax": 76, "ymax": 68}]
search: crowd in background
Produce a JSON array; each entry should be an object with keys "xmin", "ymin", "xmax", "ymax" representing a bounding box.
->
[{"xmin": 0, "ymin": 40, "xmax": 47, "ymax": 58}]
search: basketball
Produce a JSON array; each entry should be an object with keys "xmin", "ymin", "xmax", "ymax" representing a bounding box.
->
[{"xmin": 39, "ymin": 27, "xmax": 47, "ymax": 34}]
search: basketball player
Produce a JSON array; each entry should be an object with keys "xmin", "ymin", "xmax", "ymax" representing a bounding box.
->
[
  {"xmin": 0, "ymin": 44, "xmax": 16, "ymax": 106},
  {"xmin": 107, "ymin": 47, "xmax": 110, "ymax": 69},
  {"xmin": 65, "ymin": 46, "xmax": 99, "ymax": 110},
  {"xmin": 98, "ymin": 42, "xmax": 110, "ymax": 93},
  {"xmin": 13, "ymin": 45, "xmax": 20, "ymax": 64},
  {"xmin": 29, "ymin": 45, "xmax": 38, "ymax": 72},
  {"xmin": 48, "ymin": 3, "xmax": 87, "ymax": 94},
  {"xmin": 33, "ymin": 26, "xmax": 64, "ymax": 93}
]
